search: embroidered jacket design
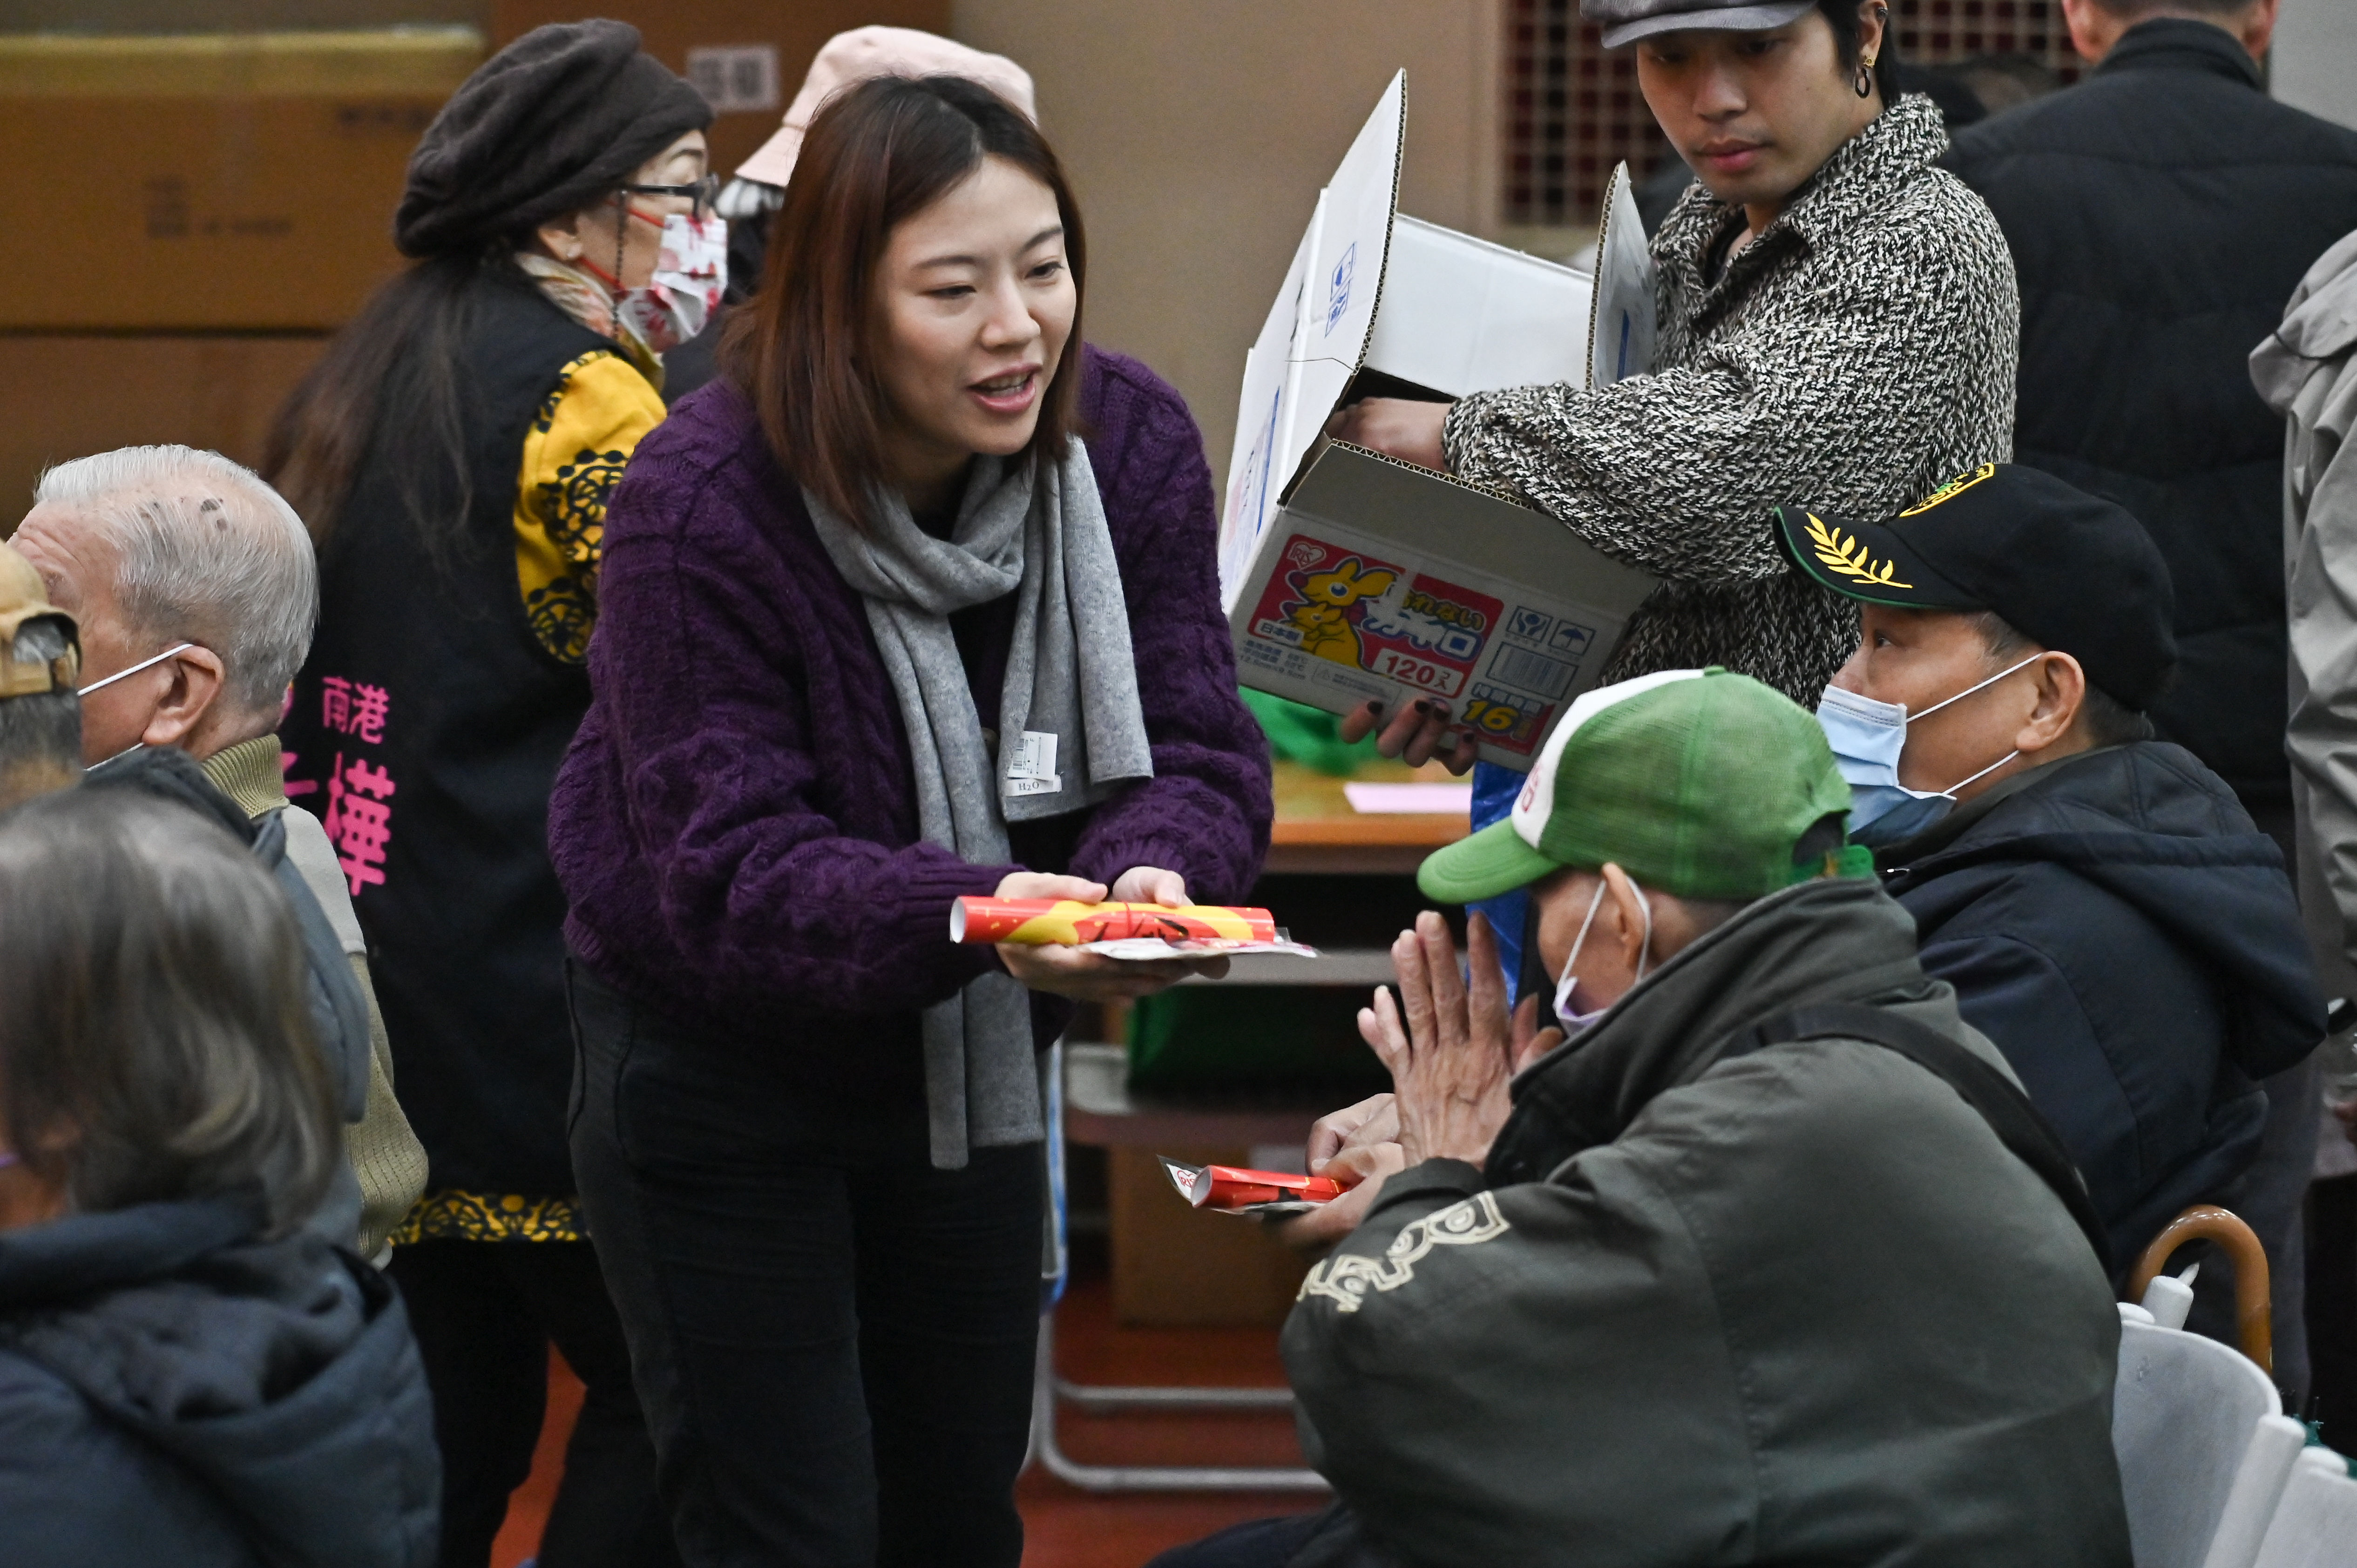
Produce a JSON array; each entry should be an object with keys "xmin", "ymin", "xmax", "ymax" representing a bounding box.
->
[{"xmin": 1298, "ymin": 1191, "xmax": 1511, "ymax": 1312}]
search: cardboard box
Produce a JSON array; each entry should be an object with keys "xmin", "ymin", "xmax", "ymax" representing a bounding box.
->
[
  {"xmin": 0, "ymin": 335, "xmax": 329, "ymax": 519},
  {"xmin": 1218, "ymin": 72, "xmax": 1659, "ymax": 772},
  {"xmin": 0, "ymin": 30, "xmax": 483, "ymax": 331}
]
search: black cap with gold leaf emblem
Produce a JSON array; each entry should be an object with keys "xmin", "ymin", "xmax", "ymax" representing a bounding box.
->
[{"xmin": 1771, "ymin": 462, "xmax": 2179, "ymax": 710}]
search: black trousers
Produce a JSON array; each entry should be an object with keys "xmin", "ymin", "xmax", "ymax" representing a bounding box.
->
[
  {"xmin": 388, "ymin": 1237, "xmax": 676, "ymax": 1568},
  {"xmin": 566, "ymin": 963, "xmax": 1044, "ymax": 1568}
]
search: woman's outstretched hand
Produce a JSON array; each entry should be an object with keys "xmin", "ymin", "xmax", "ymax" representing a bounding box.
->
[{"xmin": 990, "ymin": 869, "xmax": 1228, "ymax": 1001}]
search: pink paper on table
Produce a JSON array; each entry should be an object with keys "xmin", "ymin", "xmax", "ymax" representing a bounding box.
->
[{"xmin": 1342, "ymin": 782, "xmax": 1474, "ymax": 815}]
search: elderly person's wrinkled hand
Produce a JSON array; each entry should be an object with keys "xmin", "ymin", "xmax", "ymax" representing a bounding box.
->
[
  {"xmin": 1270, "ymin": 1091, "xmax": 1402, "ymax": 1255},
  {"xmin": 1361, "ymin": 910, "xmax": 1558, "ymax": 1169},
  {"xmin": 1269, "ymin": 1139, "xmax": 1407, "ymax": 1255}
]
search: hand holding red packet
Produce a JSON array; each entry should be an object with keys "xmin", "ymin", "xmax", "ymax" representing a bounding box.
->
[
  {"xmin": 951, "ymin": 898, "xmax": 1278, "ymax": 946},
  {"xmin": 1159, "ymin": 1156, "xmax": 1343, "ymax": 1214}
]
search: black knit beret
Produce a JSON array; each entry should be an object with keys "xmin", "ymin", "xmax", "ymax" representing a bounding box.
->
[{"xmin": 394, "ymin": 20, "xmax": 713, "ymax": 258}]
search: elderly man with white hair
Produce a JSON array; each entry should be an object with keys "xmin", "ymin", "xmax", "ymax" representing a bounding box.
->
[{"xmin": 10, "ymin": 444, "xmax": 427, "ymax": 1259}]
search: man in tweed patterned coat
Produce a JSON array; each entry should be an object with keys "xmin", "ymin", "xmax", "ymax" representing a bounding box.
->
[
  {"xmin": 1328, "ymin": 0, "xmax": 2020, "ymax": 1015},
  {"xmin": 1337, "ymin": 69, "xmax": 2018, "ymax": 735}
]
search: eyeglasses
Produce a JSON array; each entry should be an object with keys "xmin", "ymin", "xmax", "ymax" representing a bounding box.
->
[{"xmin": 617, "ymin": 172, "xmax": 719, "ymax": 219}]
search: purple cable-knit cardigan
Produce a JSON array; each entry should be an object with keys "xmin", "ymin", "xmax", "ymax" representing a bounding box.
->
[{"xmin": 549, "ymin": 346, "xmax": 1272, "ymax": 1088}]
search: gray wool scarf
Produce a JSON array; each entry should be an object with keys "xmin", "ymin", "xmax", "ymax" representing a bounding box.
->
[{"xmin": 806, "ymin": 437, "xmax": 1153, "ymax": 1169}]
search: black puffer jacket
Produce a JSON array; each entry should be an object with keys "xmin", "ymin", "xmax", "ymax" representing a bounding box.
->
[
  {"xmin": 1943, "ymin": 20, "xmax": 2357, "ymax": 813},
  {"xmin": 1878, "ymin": 743, "xmax": 2324, "ymax": 1271},
  {"xmin": 0, "ymin": 1194, "xmax": 439, "ymax": 1566}
]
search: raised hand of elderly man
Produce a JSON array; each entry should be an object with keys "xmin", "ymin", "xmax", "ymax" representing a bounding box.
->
[{"xmin": 1362, "ymin": 910, "xmax": 1562, "ymax": 1169}]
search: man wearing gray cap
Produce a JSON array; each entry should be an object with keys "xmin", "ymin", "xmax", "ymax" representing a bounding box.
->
[
  {"xmin": 1333, "ymin": 0, "xmax": 2020, "ymax": 1052},
  {"xmin": 1336, "ymin": 0, "xmax": 2015, "ymax": 770}
]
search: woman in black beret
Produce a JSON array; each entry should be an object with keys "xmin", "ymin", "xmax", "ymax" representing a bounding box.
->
[{"xmin": 264, "ymin": 21, "xmax": 714, "ymax": 1568}]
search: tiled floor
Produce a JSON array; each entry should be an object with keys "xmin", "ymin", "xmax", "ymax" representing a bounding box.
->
[{"xmin": 491, "ymin": 1272, "xmax": 1321, "ymax": 1568}]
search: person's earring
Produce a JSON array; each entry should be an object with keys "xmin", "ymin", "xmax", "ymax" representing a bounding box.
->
[{"xmin": 1856, "ymin": 55, "xmax": 1876, "ymax": 97}]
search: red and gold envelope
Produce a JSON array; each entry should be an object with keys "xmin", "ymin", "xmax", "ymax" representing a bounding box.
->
[{"xmin": 952, "ymin": 898, "xmax": 1279, "ymax": 946}]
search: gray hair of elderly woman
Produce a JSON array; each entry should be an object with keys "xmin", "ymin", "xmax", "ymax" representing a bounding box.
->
[
  {"xmin": 0, "ymin": 788, "xmax": 339, "ymax": 1235},
  {"xmin": 34, "ymin": 446, "xmax": 317, "ymax": 718}
]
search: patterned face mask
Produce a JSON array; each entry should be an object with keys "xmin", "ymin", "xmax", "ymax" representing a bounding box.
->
[{"xmin": 612, "ymin": 211, "xmax": 727, "ymax": 355}]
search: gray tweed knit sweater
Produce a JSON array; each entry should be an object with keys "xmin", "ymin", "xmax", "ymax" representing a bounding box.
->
[{"xmin": 1442, "ymin": 95, "xmax": 2018, "ymax": 704}]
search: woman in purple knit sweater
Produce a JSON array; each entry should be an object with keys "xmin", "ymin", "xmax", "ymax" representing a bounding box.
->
[{"xmin": 547, "ymin": 76, "xmax": 1270, "ymax": 1566}]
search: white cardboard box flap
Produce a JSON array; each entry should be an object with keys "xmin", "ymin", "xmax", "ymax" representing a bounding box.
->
[
  {"xmin": 1216, "ymin": 70, "xmax": 1660, "ymax": 771},
  {"xmin": 1220, "ymin": 221, "xmax": 1316, "ymax": 593},
  {"xmin": 1289, "ymin": 69, "xmax": 1405, "ymax": 444},
  {"xmin": 1368, "ymin": 216, "xmax": 1594, "ymax": 400},
  {"xmin": 1589, "ymin": 161, "xmax": 1659, "ymax": 391}
]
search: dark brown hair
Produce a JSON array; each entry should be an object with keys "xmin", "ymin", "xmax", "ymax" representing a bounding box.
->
[
  {"xmin": 1816, "ymin": 0, "xmax": 1904, "ymax": 107},
  {"xmin": 1970, "ymin": 610, "xmax": 2155, "ymax": 747},
  {"xmin": 263, "ymin": 251, "xmax": 496, "ymax": 563},
  {"xmin": 720, "ymin": 74, "xmax": 1088, "ymax": 531},
  {"xmin": 0, "ymin": 789, "xmax": 339, "ymax": 1236}
]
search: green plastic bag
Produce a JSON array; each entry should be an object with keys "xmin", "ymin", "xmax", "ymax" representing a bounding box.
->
[{"xmin": 1242, "ymin": 688, "xmax": 1381, "ymax": 778}]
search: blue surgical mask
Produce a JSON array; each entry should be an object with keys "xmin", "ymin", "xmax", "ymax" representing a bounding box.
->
[
  {"xmin": 1816, "ymin": 653, "xmax": 2042, "ymax": 839},
  {"xmin": 1552, "ymin": 878, "xmax": 1653, "ymax": 1037}
]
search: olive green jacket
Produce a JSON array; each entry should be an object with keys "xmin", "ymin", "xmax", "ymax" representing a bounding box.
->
[
  {"xmin": 1283, "ymin": 877, "xmax": 2129, "ymax": 1567},
  {"xmin": 205, "ymin": 735, "xmax": 429, "ymax": 1262}
]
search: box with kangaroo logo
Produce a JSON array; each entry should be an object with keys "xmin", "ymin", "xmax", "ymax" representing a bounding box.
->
[
  {"xmin": 1217, "ymin": 69, "xmax": 1658, "ymax": 772},
  {"xmin": 1229, "ymin": 444, "xmax": 1653, "ymax": 770}
]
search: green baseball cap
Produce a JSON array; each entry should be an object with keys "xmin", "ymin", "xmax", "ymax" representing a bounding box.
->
[{"xmin": 1418, "ymin": 668, "xmax": 1866, "ymax": 904}]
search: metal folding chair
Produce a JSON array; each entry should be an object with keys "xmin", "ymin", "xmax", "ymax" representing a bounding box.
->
[{"xmin": 1028, "ymin": 1002, "xmax": 1377, "ymax": 1493}]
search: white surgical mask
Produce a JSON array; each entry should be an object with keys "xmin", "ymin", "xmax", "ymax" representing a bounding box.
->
[
  {"xmin": 1551, "ymin": 877, "xmax": 1653, "ymax": 1037},
  {"xmin": 614, "ymin": 212, "xmax": 727, "ymax": 354},
  {"xmin": 75, "ymin": 642, "xmax": 195, "ymax": 776},
  {"xmin": 77, "ymin": 641, "xmax": 193, "ymax": 698},
  {"xmin": 1815, "ymin": 652, "xmax": 2041, "ymax": 840}
]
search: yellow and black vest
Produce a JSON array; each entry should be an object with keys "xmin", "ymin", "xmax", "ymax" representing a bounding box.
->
[{"xmin": 285, "ymin": 270, "xmax": 609, "ymax": 1197}]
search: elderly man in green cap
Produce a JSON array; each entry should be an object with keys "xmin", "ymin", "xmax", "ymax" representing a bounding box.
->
[{"xmin": 1170, "ymin": 668, "xmax": 2131, "ymax": 1568}]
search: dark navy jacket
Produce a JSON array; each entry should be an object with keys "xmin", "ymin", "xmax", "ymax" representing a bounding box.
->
[
  {"xmin": 1944, "ymin": 22, "xmax": 2357, "ymax": 814},
  {"xmin": 1878, "ymin": 743, "xmax": 2324, "ymax": 1271},
  {"xmin": 0, "ymin": 1194, "xmax": 438, "ymax": 1566}
]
